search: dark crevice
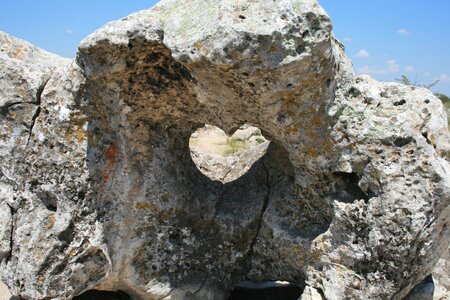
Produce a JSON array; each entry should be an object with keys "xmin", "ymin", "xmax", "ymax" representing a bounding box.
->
[
  {"xmin": 422, "ymin": 132, "xmax": 433, "ymax": 146},
  {"xmin": 316, "ymin": 287, "xmax": 326, "ymax": 299},
  {"xmin": 36, "ymin": 190, "xmax": 58, "ymax": 212},
  {"xmin": 57, "ymin": 221, "xmax": 75, "ymax": 243},
  {"xmin": 0, "ymin": 101, "xmax": 37, "ymax": 110},
  {"xmin": 246, "ymin": 158, "xmax": 271, "ymax": 258},
  {"xmin": 211, "ymin": 185, "xmax": 225, "ymax": 224},
  {"xmin": 73, "ymin": 290, "xmax": 130, "ymax": 300},
  {"xmin": 6, "ymin": 203, "xmax": 15, "ymax": 262},
  {"xmin": 26, "ymin": 78, "xmax": 50, "ymax": 147},
  {"xmin": 229, "ymin": 282, "xmax": 303, "ymax": 300},
  {"xmin": 404, "ymin": 274, "xmax": 434, "ymax": 299}
]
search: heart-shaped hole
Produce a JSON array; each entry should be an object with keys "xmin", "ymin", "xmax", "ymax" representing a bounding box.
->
[{"xmin": 189, "ymin": 124, "xmax": 270, "ymax": 183}]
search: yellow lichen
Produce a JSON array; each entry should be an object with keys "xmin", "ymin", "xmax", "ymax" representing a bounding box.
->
[
  {"xmin": 46, "ymin": 214, "xmax": 56, "ymax": 229},
  {"xmin": 136, "ymin": 202, "xmax": 151, "ymax": 210},
  {"xmin": 285, "ymin": 127, "xmax": 299, "ymax": 133}
]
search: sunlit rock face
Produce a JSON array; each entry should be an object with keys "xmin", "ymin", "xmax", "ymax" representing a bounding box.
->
[{"xmin": 0, "ymin": 0, "xmax": 449, "ymax": 299}]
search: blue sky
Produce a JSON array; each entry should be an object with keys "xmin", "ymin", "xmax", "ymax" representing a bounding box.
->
[{"xmin": 1, "ymin": 1, "xmax": 449, "ymax": 95}]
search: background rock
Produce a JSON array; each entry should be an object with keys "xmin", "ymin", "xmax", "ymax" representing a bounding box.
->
[{"xmin": 0, "ymin": 281, "xmax": 10, "ymax": 300}]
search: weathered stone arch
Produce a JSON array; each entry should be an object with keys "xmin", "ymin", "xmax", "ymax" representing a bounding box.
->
[{"xmin": 76, "ymin": 6, "xmax": 339, "ymax": 295}]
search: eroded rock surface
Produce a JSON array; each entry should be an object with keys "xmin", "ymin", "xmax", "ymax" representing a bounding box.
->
[{"xmin": 0, "ymin": 0, "xmax": 449, "ymax": 299}]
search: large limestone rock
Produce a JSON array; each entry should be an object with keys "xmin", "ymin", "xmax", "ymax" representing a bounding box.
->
[{"xmin": 0, "ymin": 1, "xmax": 449, "ymax": 299}]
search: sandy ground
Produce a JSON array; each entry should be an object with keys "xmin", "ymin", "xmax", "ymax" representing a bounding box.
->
[
  {"xmin": 0, "ymin": 281, "xmax": 11, "ymax": 300},
  {"xmin": 190, "ymin": 126, "xmax": 237, "ymax": 156}
]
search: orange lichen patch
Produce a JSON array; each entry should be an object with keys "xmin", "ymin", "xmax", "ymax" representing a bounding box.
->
[
  {"xmin": 68, "ymin": 249, "xmax": 78, "ymax": 257},
  {"xmin": 161, "ymin": 193, "xmax": 171, "ymax": 202},
  {"xmin": 270, "ymin": 44, "xmax": 278, "ymax": 53},
  {"xmin": 194, "ymin": 42, "xmax": 203, "ymax": 50},
  {"xmin": 13, "ymin": 46, "xmax": 23, "ymax": 59},
  {"xmin": 285, "ymin": 127, "xmax": 299, "ymax": 133},
  {"xmin": 290, "ymin": 245, "xmax": 323, "ymax": 266},
  {"xmin": 15, "ymin": 87, "xmax": 29, "ymax": 99},
  {"xmin": 136, "ymin": 202, "xmax": 151, "ymax": 209},
  {"xmin": 135, "ymin": 202, "xmax": 162, "ymax": 215},
  {"xmin": 230, "ymin": 50, "xmax": 239, "ymax": 60},
  {"xmin": 46, "ymin": 214, "xmax": 56, "ymax": 229},
  {"xmin": 303, "ymin": 139, "xmax": 333, "ymax": 158},
  {"xmin": 102, "ymin": 141, "xmax": 119, "ymax": 182},
  {"xmin": 103, "ymin": 171, "xmax": 111, "ymax": 182},
  {"xmin": 105, "ymin": 142, "xmax": 118, "ymax": 164},
  {"xmin": 309, "ymin": 112, "xmax": 322, "ymax": 128},
  {"xmin": 64, "ymin": 126, "xmax": 87, "ymax": 143}
]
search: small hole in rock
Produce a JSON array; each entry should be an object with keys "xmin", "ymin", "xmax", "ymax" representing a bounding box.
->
[
  {"xmin": 348, "ymin": 87, "xmax": 361, "ymax": 98},
  {"xmin": 422, "ymin": 132, "xmax": 432, "ymax": 145},
  {"xmin": 229, "ymin": 281, "xmax": 303, "ymax": 300},
  {"xmin": 36, "ymin": 190, "xmax": 58, "ymax": 212},
  {"xmin": 333, "ymin": 172, "xmax": 370, "ymax": 202},
  {"xmin": 73, "ymin": 290, "xmax": 130, "ymax": 300},
  {"xmin": 189, "ymin": 124, "xmax": 270, "ymax": 183},
  {"xmin": 394, "ymin": 137, "xmax": 415, "ymax": 147},
  {"xmin": 302, "ymin": 30, "xmax": 309, "ymax": 38},
  {"xmin": 296, "ymin": 44, "xmax": 306, "ymax": 54},
  {"xmin": 393, "ymin": 99, "xmax": 406, "ymax": 106}
]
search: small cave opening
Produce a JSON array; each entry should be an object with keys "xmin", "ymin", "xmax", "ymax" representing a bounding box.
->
[
  {"xmin": 228, "ymin": 281, "xmax": 303, "ymax": 300},
  {"xmin": 405, "ymin": 274, "xmax": 435, "ymax": 300},
  {"xmin": 73, "ymin": 290, "xmax": 130, "ymax": 300},
  {"xmin": 189, "ymin": 124, "xmax": 270, "ymax": 183},
  {"xmin": 333, "ymin": 172, "xmax": 371, "ymax": 203}
]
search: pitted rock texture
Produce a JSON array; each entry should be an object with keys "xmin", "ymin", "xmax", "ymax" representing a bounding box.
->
[{"xmin": 0, "ymin": 1, "xmax": 449, "ymax": 300}]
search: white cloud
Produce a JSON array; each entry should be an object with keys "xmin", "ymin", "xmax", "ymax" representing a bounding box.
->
[
  {"xmin": 387, "ymin": 60, "xmax": 400, "ymax": 73},
  {"xmin": 356, "ymin": 65, "xmax": 388, "ymax": 75},
  {"xmin": 66, "ymin": 29, "xmax": 73, "ymax": 34},
  {"xmin": 357, "ymin": 60, "xmax": 401, "ymax": 76},
  {"xmin": 439, "ymin": 74, "xmax": 450, "ymax": 82},
  {"xmin": 405, "ymin": 65, "xmax": 415, "ymax": 73},
  {"xmin": 343, "ymin": 37, "xmax": 352, "ymax": 42},
  {"xmin": 355, "ymin": 49, "xmax": 370, "ymax": 58},
  {"xmin": 396, "ymin": 29, "xmax": 411, "ymax": 36}
]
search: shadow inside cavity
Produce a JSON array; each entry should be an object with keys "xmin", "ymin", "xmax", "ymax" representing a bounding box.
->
[
  {"xmin": 229, "ymin": 281, "xmax": 304, "ymax": 300},
  {"xmin": 73, "ymin": 290, "xmax": 130, "ymax": 300}
]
